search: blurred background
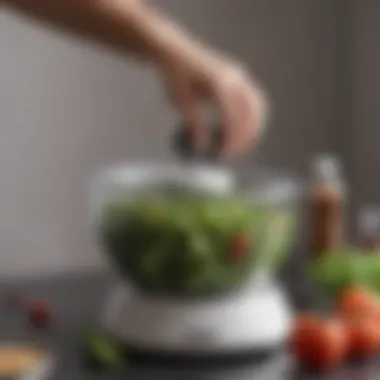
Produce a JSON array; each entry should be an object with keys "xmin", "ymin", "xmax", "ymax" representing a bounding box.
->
[{"xmin": 0, "ymin": 0, "xmax": 379, "ymax": 277}]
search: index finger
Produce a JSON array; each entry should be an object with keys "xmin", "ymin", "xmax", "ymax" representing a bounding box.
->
[{"xmin": 213, "ymin": 83, "xmax": 240, "ymax": 156}]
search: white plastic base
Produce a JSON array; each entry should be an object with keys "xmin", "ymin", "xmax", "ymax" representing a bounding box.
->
[{"xmin": 102, "ymin": 282, "xmax": 293, "ymax": 355}]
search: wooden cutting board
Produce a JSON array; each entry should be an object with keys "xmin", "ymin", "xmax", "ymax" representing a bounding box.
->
[{"xmin": 0, "ymin": 345, "xmax": 53, "ymax": 379}]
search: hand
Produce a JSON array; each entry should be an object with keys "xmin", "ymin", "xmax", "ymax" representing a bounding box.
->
[
  {"xmin": 159, "ymin": 43, "xmax": 269, "ymax": 156},
  {"xmin": 4, "ymin": 0, "xmax": 268, "ymax": 157}
]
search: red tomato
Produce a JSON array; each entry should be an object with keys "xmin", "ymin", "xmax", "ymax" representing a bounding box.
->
[
  {"xmin": 290, "ymin": 315, "xmax": 347, "ymax": 371},
  {"xmin": 345, "ymin": 316, "xmax": 379, "ymax": 360},
  {"xmin": 337, "ymin": 288, "xmax": 377, "ymax": 318},
  {"xmin": 372, "ymin": 305, "xmax": 380, "ymax": 346},
  {"xmin": 28, "ymin": 299, "xmax": 53, "ymax": 328},
  {"xmin": 228, "ymin": 234, "xmax": 251, "ymax": 263}
]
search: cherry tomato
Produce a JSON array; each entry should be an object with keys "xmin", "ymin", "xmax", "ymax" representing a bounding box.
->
[
  {"xmin": 372, "ymin": 305, "xmax": 380, "ymax": 346},
  {"xmin": 345, "ymin": 316, "xmax": 379, "ymax": 360},
  {"xmin": 28, "ymin": 299, "xmax": 53, "ymax": 328},
  {"xmin": 337, "ymin": 287, "xmax": 377, "ymax": 318},
  {"xmin": 228, "ymin": 233, "xmax": 251, "ymax": 263},
  {"xmin": 290, "ymin": 315, "xmax": 347, "ymax": 371}
]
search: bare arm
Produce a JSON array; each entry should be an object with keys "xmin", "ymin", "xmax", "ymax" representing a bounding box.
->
[
  {"xmin": 3, "ymin": 0, "xmax": 268, "ymax": 155},
  {"xmin": 3, "ymin": 0, "xmax": 198, "ymax": 64}
]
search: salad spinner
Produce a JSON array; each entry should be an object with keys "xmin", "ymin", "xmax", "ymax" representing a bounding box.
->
[{"xmin": 90, "ymin": 129, "xmax": 300, "ymax": 357}]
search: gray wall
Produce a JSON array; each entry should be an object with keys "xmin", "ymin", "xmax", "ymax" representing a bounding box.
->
[
  {"xmin": 0, "ymin": 0, "xmax": 346, "ymax": 277},
  {"xmin": 350, "ymin": 0, "xmax": 380, "ymax": 230}
]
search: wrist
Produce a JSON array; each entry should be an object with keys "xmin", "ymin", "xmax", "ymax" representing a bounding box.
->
[{"xmin": 128, "ymin": 3, "xmax": 202, "ymax": 67}]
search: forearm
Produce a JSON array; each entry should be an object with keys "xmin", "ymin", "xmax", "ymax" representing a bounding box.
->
[{"xmin": 4, "ymin": 0, "xmax": 199, "ymax": 64}]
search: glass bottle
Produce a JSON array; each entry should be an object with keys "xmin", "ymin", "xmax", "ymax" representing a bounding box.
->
[{"xmin": 309, "ymin": 154, "xmax": 346, "ymax": 257}]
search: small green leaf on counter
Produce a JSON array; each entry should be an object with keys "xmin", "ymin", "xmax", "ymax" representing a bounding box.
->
[{"xmin": 81, "ymin": 328, "xmax": 124, "ymax": 371}]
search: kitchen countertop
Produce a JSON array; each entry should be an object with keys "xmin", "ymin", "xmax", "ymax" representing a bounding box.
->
[{"xmin": 0, "ymin": 273, "xmax": 379, "ymax": 380}]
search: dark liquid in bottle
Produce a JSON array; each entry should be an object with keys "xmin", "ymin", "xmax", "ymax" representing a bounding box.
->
[{"xmin": 310, "ymin": 185, "xmax": 344, "ymax": 256}]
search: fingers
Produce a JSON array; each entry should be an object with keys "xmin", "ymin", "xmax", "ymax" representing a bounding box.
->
[
  {"xmin": 171, "ymin": 65, "xmax": 269, "ymax": 156},
  {"xmin": 229, "ymin": 83, "xmax": 255, "ymax": 154},
  {"xmin": 214, "ymin": 74, "xmax": 268, "ymax": 156},
  {"xmin": 213, "ymin": 83, "xmax": 238, "ymax": 154},
  {"xmin": 240, "ymin": 81, "xmax": 269, "ymax": 152}
]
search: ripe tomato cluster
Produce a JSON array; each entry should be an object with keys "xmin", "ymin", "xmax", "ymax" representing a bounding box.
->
[
  {"xmin": 228, "ymin": 233, "xmax": 251, "ymax": 264},
  {"xmin": 4, "ymin": 290, "xmax": 53, "ymax": 329},
  {"xmin": 290, "ymin": 287, "xmax": 380, "ymax": 371}
]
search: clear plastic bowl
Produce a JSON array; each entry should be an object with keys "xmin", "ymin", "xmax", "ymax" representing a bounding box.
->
[{"xmin": 90, "ymin": 163, "xmax": 300, "ymax": 297}]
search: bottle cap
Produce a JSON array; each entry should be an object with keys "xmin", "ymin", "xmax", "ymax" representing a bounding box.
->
[{"xmin": 312, "ymin": 153, "xmax": 342, "ymax": 183}]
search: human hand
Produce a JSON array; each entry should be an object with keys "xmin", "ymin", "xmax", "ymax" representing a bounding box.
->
[
  {"xmin": 3, "ymin": 0, "xmax": 268, "ymax": 157},
  {"xmin": 159, "ymin": 43, "xmax": 269, "ymax": 156}
]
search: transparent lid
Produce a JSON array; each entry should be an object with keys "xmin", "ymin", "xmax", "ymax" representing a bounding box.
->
[
  {"xmin": 90, "ymin": 162, "xmax": 300, "ymax": 211},
  {"xmin": 98, "ymin": 162, "xmax": 235, "ymax": 195},
  {"xmin": 236, "ymin": 165, "xmax": 300, "ymax": 204}
]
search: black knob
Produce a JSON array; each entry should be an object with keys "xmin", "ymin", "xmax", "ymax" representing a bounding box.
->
[
  {"xmin": 172, "ymin": 126, "xmax": 194, "ymax": 159},
  {"xmin": 208, "ymin": 127, "xmax": 223, "ymax": 159},
  {"xmin": 172, "ymin": 124, "xmax": 223, "ymax": 160}
]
